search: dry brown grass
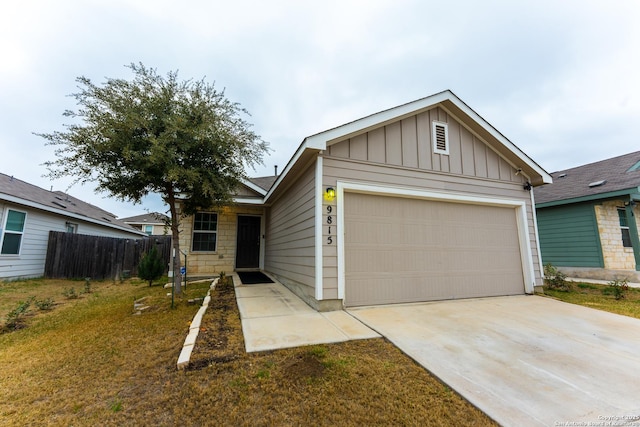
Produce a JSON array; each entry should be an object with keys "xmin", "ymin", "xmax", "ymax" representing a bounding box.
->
[{"xmin": 0, "ymin": 277, "xmax": 496, "ymax": 426}]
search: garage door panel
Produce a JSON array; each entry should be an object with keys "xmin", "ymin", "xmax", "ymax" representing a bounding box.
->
[{"xmin": 344, "ymin": 193, "xmax": 524, "ymax": 307}]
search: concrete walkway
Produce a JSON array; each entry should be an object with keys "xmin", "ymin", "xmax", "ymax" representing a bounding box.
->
[
  {"xmin": 348, "ymin": 295, "xmax": 640, "ymax": 426},
  {"xmin": 233, "ymin": 273, "xmax": 379, "ymax": 352}
]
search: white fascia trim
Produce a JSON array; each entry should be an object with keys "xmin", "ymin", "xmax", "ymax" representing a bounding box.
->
[
  {"xmin": 336, "ymin": 181, "xmax": 536, "ymax": 299},
  {"xmin": 306, "ymin": 92, "xmax": 454, "ymax": 149},
  {"xmin": 439, "ymin": 98, "xmax": 552, "ymax": 184},
  {"xmin": 264, "ymin": 139, "xmax": 309, "ymax": 201},
  {"xmin": 0, "ymin": 194, "xmax": 146, "ymax": 236},
  {"xmin": 241, "ymin": 178, "xmax": 267, "ymax": 196},
  {"xmin": 314, "ymin": 156, "xmax": 324, "ymax": 300},
  {"xmin": 232, "ymin": 197, "xmax": 266, "ymax": 205}
]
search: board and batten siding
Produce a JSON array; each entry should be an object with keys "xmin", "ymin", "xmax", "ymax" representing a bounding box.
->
[
  {"xmin": 536, "ymin": 203, "xmax": 604, "ymax": 268},
  {"xmin": 327, "ymin": 107, "xmax": 522, "ymax": 183},
  {"xmin": 321, "ymin": 107, "xmax": 542, "ymax": 298},
  {"xmin": 0, "ymin": 203, "xmax": 142, "ymax": 279},
  {"xmin": 264, "ymin": 161, "xmax": 317, "ymax": 303}
]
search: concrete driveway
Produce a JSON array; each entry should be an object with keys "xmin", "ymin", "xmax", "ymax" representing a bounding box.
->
[{"xmin": 348, "ymin": 295, "xmax": 640, "ymax": 426}]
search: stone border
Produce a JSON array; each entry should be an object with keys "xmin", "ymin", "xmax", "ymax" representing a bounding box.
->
[{"xmin": 176, "ymin": 278, "xmax": 218, "ymax": 370}]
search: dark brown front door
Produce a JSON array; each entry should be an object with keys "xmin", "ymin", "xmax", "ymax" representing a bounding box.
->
[{"xmin": 236, "ymin": 216, "xmax": 261, "ymax": 269}]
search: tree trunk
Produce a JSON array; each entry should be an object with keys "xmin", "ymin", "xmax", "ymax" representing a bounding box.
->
[{"xmin": 167, "ymin": 189, "xmax": 182, "ymax": 297}]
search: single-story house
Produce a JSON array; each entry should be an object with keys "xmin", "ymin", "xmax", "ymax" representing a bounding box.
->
[
  {"xmin": 177, "ymin": 90, "xmax": 552, "ymax": 310},
  {"xmin": 121, "ymin": 212, "xmax": 169, "ymax": 236},
  {"xmin": 0, "ymin": 173, "xmax": 146, "ymax": 280},
  {"xmin": 534, "ymin": 151, "xmax": 640, "ymax": 280}
]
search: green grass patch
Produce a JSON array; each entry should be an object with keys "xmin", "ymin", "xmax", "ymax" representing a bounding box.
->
[{"xmin": 544, "ymin": 281, "xmax": 640, "ymax": 319}]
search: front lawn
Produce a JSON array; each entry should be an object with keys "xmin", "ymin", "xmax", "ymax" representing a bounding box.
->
[
  {"xmin": 543, "ymin": 281, "xmax": 640, "ymax": 319},
  {"xmin": 0, "ymin": 277, "xmax": 496, "ymax": 426}
]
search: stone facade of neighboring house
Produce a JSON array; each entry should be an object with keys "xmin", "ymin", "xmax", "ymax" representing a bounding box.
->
[{"xmin": 535, "ymin": 151, "xmax": 640, "ymax": 281}]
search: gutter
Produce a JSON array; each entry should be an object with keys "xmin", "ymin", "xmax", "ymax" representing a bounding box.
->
[
  {"xmin": 536, "ymin": 187, "xmax": 640, "ymax": 209},
  {"xmin": 0, "ymin": 194, "xmax": 146, "ymax": 236}
]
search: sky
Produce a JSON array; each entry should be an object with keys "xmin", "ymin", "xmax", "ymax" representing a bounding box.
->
[{"xmin": 1, "ymin": 0, "xmax": 639, "ymax": 218}]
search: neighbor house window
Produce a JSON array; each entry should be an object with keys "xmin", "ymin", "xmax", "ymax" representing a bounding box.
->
[
  {"xmin": 432, "ymin": 121, "xmax": 449, "ymax": 155},
  {"xmin": 1, "ymin": 209, "xmax": 27, "ymax": 255},
  {"xmin": 192, "ymin": 212, "xmax": 218, "ymax": 251},
  {"xmin": 66, "ymin": 222, "xmax": 78, "ymax": 233},
  {"xmin": 144, "ymin": 225, "xmax": 153, "ymax": 235},
  {"xmin": 618, "ymin": 208, "xmax": 632, "ymax": 248}
]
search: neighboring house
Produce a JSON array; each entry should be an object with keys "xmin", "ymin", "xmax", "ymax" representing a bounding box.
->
[
  {"xmin": 121, "ymin": 212, "xmax": 169, "ymax": 235},
  {"xmin": 176, "ymin": 90, "xmax": 552, "ymax": 310},
  {"xmin": 534, "ymin": 151, "xmax": 640, "ymax": 279},
  {"xmin": 0, "ymin": 173, "xmax": 146, "ymax": 279}
]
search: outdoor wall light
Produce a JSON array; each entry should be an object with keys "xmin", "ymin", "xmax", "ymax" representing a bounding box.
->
[
  {"xmin": 325, "ymin": 187, "xmax": 336, "ymax": 201},
  {"xmin": 523, "ymin": 182, "xmax": 532, "ymax": 191}
]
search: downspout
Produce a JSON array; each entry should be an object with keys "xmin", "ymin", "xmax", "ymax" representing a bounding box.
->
[
  {"xmin": 529, "ymin": 185, "xmax": 544, "ymax": 285},
  {"xmin": 625, "ymin": 197, "xmax": 640, "ymax": 271}
]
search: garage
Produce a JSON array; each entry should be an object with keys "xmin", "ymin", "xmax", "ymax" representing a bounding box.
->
[{"xmin": 344, "ymin": 192, "xmax": 525, "ymax": 307}]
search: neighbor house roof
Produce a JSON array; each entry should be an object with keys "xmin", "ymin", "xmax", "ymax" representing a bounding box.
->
[
  {"xmin": 534, "ymin": 151, "xmax": 640, "ymax": 207},
  {"xmin": 0, "ymin": 173, "xmax": 145, "ymax": 235},
  {"xmin": 120, "ymin": 212, "xmax": 168, "ymax": 224},
  {"xmin": 265, "ymin": 89, "xmax": 552, "ymax": 202}
]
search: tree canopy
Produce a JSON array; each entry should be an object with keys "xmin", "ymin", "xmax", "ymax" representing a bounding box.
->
[{"xmin": 38, "ymin": 63, "xmax": 269, "ymax": 294}]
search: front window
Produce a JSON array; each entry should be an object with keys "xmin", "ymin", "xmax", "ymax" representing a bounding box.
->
[
  {"xmin": 192, "ymin": 212, "xmax": 218, "ymax": 251},
  {"xmin": 1, "ymin": 209, "xmax": 27, "ymax": 255},
  {"xmin": 618, "ymin": 208, "xmax": 632, "ymax": 248}
]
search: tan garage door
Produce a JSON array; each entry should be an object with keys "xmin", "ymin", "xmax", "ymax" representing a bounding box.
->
[{"xmin": 344, "ymin": 193, "xmax": 524, "ymax": 307}]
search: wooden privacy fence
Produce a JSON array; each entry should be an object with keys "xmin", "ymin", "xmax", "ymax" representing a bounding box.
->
[{"xmin": 45, "ymin": 231, "xmax": 172, "ymax": 280}]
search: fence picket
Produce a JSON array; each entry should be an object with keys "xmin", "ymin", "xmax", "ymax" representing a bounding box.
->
[{"xmin": 44, "ymin": 232, "xmax": 172, "ymax": 280}]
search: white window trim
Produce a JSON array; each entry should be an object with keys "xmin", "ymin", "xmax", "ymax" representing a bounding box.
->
[
  {"xmin": 432, "ymin": 121, "xmax": 450, "ymax": 155},
  {"xmin": 191, "ymin": 212, "xmax": 218, "ymax": 252},
  {"xmin": 617, "ymin": 208, "xmax": 632, "ymax": 248},
  {"xmin": 1, "ymin": 208, "xmax": 27, "ymax": 256}
]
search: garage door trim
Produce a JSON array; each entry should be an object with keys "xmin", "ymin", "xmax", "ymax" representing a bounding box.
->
[{"xmin": 335, "ymin": 181, "xmax": 535, "ymax": 302}]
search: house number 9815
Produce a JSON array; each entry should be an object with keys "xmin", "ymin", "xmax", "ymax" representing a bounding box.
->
[{"xmin": 326, "ymin": 205, "xmax": 333, "ymax": 244}]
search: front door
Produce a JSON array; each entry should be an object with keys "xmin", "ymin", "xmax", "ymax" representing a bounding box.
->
[{"xmin": 236, "ymin": 216, "xmax": 261, "ymax": 269}]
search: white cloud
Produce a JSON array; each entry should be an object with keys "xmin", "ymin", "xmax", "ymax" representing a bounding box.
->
[{"xmin": 1, "ymin": 0, "xmax": 639, "ymax": 215}]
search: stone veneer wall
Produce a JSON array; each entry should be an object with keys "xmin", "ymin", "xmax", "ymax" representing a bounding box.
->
[
  {"xmin": 177, "ymin": 204, "xmax": 264, "ymax": 276},
  {"xmin": 594, "ymin": 200, "xmax": 640, "ymax": 270}
]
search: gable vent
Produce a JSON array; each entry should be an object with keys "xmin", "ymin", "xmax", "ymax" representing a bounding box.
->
[{"xmin": 432, "ymin": 121, "xmax": 449, "ymax": 155}]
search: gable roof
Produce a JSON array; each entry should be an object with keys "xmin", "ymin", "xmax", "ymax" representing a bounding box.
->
[
  {"xmin": 0, "ymin": 173, "xmax": 144, "ymax": 235},
  {"xmin": 248, "ymin": 176, "xmax": 278, "ymax": 192},
  {"xmin": 534, "ymin": 151, "xmax": 640, "ymax": 207},
  {"xmin": 265, "ymin": 90, "xmax": 551, "ymax": 201},
  {"xmin": 120, "ymin": 212, "xmax": 169, "ymax": 224}
]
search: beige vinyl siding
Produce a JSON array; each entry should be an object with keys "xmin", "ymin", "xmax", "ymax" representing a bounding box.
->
[
  {"xmin": 264, "ymin": 162, "xmax": 317, "ymax": 300},
  {"xmin": 322, "ymin": 157, "xmax": 542, "ymax": 298},
  {"xmin": 327, "ymin": 107, "xmax": 521, "ymax": 183}
]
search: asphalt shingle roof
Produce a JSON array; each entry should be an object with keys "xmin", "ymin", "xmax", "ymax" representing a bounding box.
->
[
  {"xmin": 120, "ymin": 212, "xmax": 168, "ymax": 224},
  {"xmin": 0, "ymin": 172, "xmax": 141, "ymax": 233},
  {"xmin": 248, "ymin": 175, "xmax": 278, "ymax": 191},
  {"xmin": 534, "ymin": 151, "xmax": 640, "ymax": 205}
]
